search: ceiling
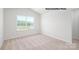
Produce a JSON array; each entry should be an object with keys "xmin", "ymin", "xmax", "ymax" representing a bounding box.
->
[
  {"xmin": 31, "ymin": 8, "xmax": 48, "ymax": 14},
  {"xmin": 31, "ymin": 8, "xmax": 79, "ymax": 14}
]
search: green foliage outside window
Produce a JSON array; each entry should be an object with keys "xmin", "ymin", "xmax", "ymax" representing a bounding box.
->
[{"xmin": 17, "ymin": 16, "xmax": 34, "ymax": 31}]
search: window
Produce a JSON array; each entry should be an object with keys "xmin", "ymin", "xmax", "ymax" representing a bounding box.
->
[{"xmin": 17, "ymin": 16, "xmax": 34, "ymax": 31}]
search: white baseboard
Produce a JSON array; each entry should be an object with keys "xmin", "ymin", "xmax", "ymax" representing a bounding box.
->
[
  {"xmin": 42, "ymin": 32, "xmax": 72, "ymax": 43},
  {"xmin": 6, "ymin": 33, "xmax": 41, "ymax": 40}
]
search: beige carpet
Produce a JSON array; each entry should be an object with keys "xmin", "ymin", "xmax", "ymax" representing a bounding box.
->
[{"xmin": 1, "ymin": 34, "xmax": 79, "ymax": 50}]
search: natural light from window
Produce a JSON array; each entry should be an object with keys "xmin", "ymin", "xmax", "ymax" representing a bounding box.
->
[{"xmin": 16, "ymin": 16, "xmax": 34, "ymax": 31}]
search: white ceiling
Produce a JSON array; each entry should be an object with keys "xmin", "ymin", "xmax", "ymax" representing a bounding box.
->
[
  {"xmin": 31, "ymin": 8, "xmax": 79, "ymax": 14},
  {"xmin": 31, "ymin": 8, "xmax": 48, "ymax": 14}
]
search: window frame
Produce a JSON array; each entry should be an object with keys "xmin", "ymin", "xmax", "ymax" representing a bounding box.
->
[{"xmin": 16, "ymin": 15, "xmax": 35, "ymax": 31}]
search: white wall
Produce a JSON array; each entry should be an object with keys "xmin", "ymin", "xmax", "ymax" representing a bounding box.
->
[
  {"xmin": 0, "ymin": 8, "xmax": 4, "ymax": 48},
  {"xmin": 72, "ymin": 9, "xmax": 79, "ymax": 39},
  {"xmin": 4, "ymin": 8, "xmax": 41, "ymax": 40},
  {"xmin": 41, "ymin": 10, "xmax": 72, "ymax": 43}
]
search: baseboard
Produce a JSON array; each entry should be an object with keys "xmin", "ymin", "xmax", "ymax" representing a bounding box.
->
[
  {"xmin": 6, "ymin": 33, "xmax": 41, "ymax": 40},
  {"xmin": 42, "ymin": 33, "xmax": 72, "ymax": 43}
]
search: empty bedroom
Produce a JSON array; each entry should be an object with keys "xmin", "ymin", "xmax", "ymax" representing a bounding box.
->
[{"xmin": 0, "ymin": 8, "xmax": 79, "ymax": 50}]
